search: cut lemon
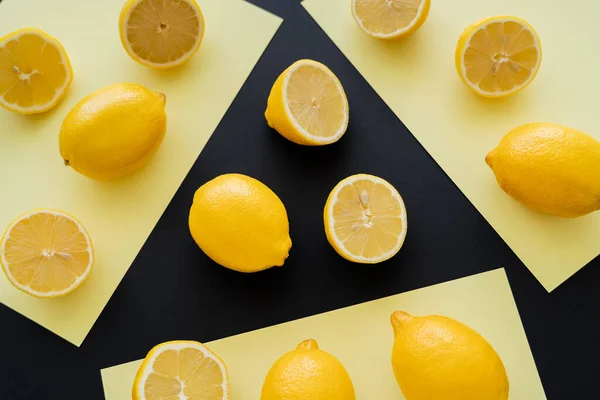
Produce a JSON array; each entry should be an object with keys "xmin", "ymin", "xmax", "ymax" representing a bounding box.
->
[
  {"xmin": 120, "ymin": 0, "xmax": 205, "ymax": 69},
  {"xmin": 324, "ymin": 174, "xmax": 407, "ymax": 263},
  {"xmin": 0, "ymin": 28, "xmax": 73, "ymax": 114},
  {"xmin": 456, "ymin": 16, "xmax": 542, "ymax": 98},
  {"xmin": 133, "ymin": 341, "xmax": 230, "ymax": 400},
  {"xmin": 0, "ymin": 209, "xmax": 94, "ymax": 298},
  {"xmin": 265, "ymin": 59, "xmax": 349, "ymax": 146},
  {"xmin": 351, "ymin": 0, "xmax": 431, "ymax": 40}
]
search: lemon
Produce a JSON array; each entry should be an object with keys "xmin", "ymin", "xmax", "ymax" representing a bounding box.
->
[
  {"xmin": 265, "ymin": 59, "xmax": 349, "ymax": 146},
  {"xmin": 351, "ymin": 0, "xmax": 431, "ymax": 40},
  {"xmin": 456, "ymin": 16, "xmax": 542, "ymax": 98},
  {"xmin": 486, "ymin": 123, "xmax": 600, "ymax": 218},
  {"xmin": 133, "ymin": 340, "xmax": 229, "ymax": 400},
  {"xmin": 59, "ymin": 83, "xmax": 167, "ymax": 180},
  {"xmin": 390, "ymin": 311, "xmax": 509, "ymax": 400},
  {"xmin": 188, "ymin": 174, "xmax": 292, "ymax": 272},
  {"xmin": 0, "ymin": 209, "xmax": 94, "ymax": 298},
  {"xmin": 324, "ymin": 174, "xmax": 407, "ymax": 263},
  {"xmin": 0, "ymin": 28, "xmax": 73, "ymax": 114},
  {"xmin": 120, "ymin": 0, "xmax": 205, "ymax": 69},
  {"xmin": 261, "ymin": 339, "xmax": 355, "ymax": 400}
]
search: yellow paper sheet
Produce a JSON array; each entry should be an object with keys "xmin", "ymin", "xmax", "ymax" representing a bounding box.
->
[
  {"xmin": 0, "ymin": 0, "xmax": 281, "ymax": 346},
  {"xmin": 101, "ymin": 268, "xmax": 545, "ymax": 399},
  {"xmin": 302, "ymin": 0, "xmax": 600, "ymax": 292}
]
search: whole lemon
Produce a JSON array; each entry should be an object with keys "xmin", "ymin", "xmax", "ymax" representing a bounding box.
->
[
  {"xmin": 390, "ymin": 311, "xmax": 509, "ymax": 400},
  {"xmin": 486, "ymin": 123, "xmax": 600, "ymax": 217},
  {"xmin": 261, "ymin": 339, "xmax": 356, "ymax": 400},
  {"xmin": 59, "ymin": 83, "xmax": 167, "ymax": 180},
  {"xmin": 188, "ymin": 174, "xmax": 292, "ymax": 272}
]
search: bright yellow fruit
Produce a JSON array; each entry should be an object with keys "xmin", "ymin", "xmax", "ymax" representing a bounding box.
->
[
  {"xmin": 390, "ymin": 311, "xmax": 509, "ymax": 400},
  {"xmin": 261, "ymin": 339, "xmax": 355, "ymax": 400},
  {"xmin": 351, "ymin": 0, "xmax": 430, "ymax": 39},
  {"xmin": 120, "ymin": 0, "xmax": 205, "ymax": 69},
  {"xmin": 486, "ymin": 123, "xmax": 600, "ymax": 218},
  {"xmin": 0, "ymin": 209, "xmax": 94, "ymax": 298},
  {"xmin": 0, "ymin": 28, "xmax": 73, "ymax": 114},
  {"xmin": 324, "ymin": 174, "xmax": 407, "ymax": 263},
  {"xmin": 265, "ymin": 59, "xmax": 349, "ymax": 146},
  {"xmin": 456, "ymin": 16, "xmax": 542, "ymax": 98},
  {"xmin": 133, "ymin": 340, "xmax": 229, "ymax": 400},
  {"xmin": 189, "ymin": 174, "xmax": 292, "ymax": 272},
  {"xmin": 59, "ymin": 83, "xmax": 167, "ymax": 180}
]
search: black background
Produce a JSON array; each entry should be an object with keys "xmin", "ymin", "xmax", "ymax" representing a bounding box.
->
[{"xmin": 1, "ymin": 1, "xmax": 599, "ymax": 399}]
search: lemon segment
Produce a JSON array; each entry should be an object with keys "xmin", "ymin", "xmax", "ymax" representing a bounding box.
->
[
  {"xmin": 456, "ymin": 17, "xmax": 542, "ymax": 98},
  {"xmin": 133, "ymin": 341, "xmax": 229, "ymax": 400},
  {"xmin": 265, "ymin": 59, "xmax": 349, "ymax": 146},
  {"xmin": 324, "ymin": 174, "xmax": 407, "ymax": 263},
  {"xmin": 0, "ymin": 209, "xmax": 94, "ymax": 298},
  {"xmin": 120, "ymin": 0, "xmax": 205, "ymax": 69},
  {"xmin": 0, "ymin": 28, "xmax": 72, "ymax": 114},
  {"xmin": 351, "ymin": 0, "xmax": 431, "ymax": 40},
  {"xmin": 261, "ymin": 339, "xmax": 356, "ymax": 400}
]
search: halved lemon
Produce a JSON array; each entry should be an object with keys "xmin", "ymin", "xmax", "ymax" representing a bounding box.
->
[
  {"xmin": 324, "ymin": 174, "xmax": 407, "ymax": 263},
  {"xmin": 265, "ymin": 59, "xmax": 349, "ymax": 146},
  {"xmin": 119, "ymin": 0, "xmax": 205, "ymax": 69},
  {"xmin": 351, "ymin": 0, "xmax": 431, "ymax": 40},
  {"xmin": 0, "ymin": 209, "xmax": 94, "ymax": 298},
  {"xmin": 0, "ymin": 28, "xmax": 73, "ymax": 114},
  {"xmin": 456, "ymin": 16, "xmax": 542, "ymax": 98},
  {"xmin": 133, "ymin": 340, "xmax": 230, "ymax": 400}
]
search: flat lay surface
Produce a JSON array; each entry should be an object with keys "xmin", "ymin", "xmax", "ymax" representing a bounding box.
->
[{"xmin": 0, "ymin": 0, "xmax": 598, "ymax": 399}]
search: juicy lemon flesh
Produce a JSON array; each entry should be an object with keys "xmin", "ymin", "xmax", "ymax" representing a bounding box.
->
[
  {"xmin": 125, "ymin": 0, "xmax": 202, "ymax": 66},
  {"xmin": 143, "ymin": 346, "xmax": 226, "ymax": 399},
  {"xmin": 1, "ymin": 211, "xmax": 91, "ymax": 296},
  {"xmin": 354, "ymin": 0, "xmax": 422, "ymax": 36},
  {"xmin": 331, "ymin": 178, "xmax": 405, "ymax": 260},
  {"xmin": 0, "ymin": 31, "xmax": 69, "ymax": 112},
  {"xmin": 463, "ymin": 21, "xmax": 539, "ymax": 94},
  {"xmin": 287, "ymin": 64, "xmax": 346, "ymax": 139}
]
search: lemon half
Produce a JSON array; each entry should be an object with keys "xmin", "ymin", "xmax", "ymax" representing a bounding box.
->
[
  {"xmin": 133, "ymin": 340, "xmax": 229, "ymax": 400},
  {"xmin": 324, "ymin": 174, "xmax": 407, "ymax": 263},
  {"xmin": 0, "ymin": 209, "xmax": 94, "ymax": 298},
  {"xmin": 352, "ymin": 0, "xmax": 431, "ymax": 40},
  {"xmin": 265, "ymin": 59, "xmax": 349, "ymax": 146},
  {"xmin": 120, "ymin": 0, "xmax": 205, "ymax": 69},
  {"xmin": 456, "ymin": 16, "xmax": 542, "ymax": 98},
  {"xmin": 0, "ymin": 28, "xmax": 73, "ymax": 114}
]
